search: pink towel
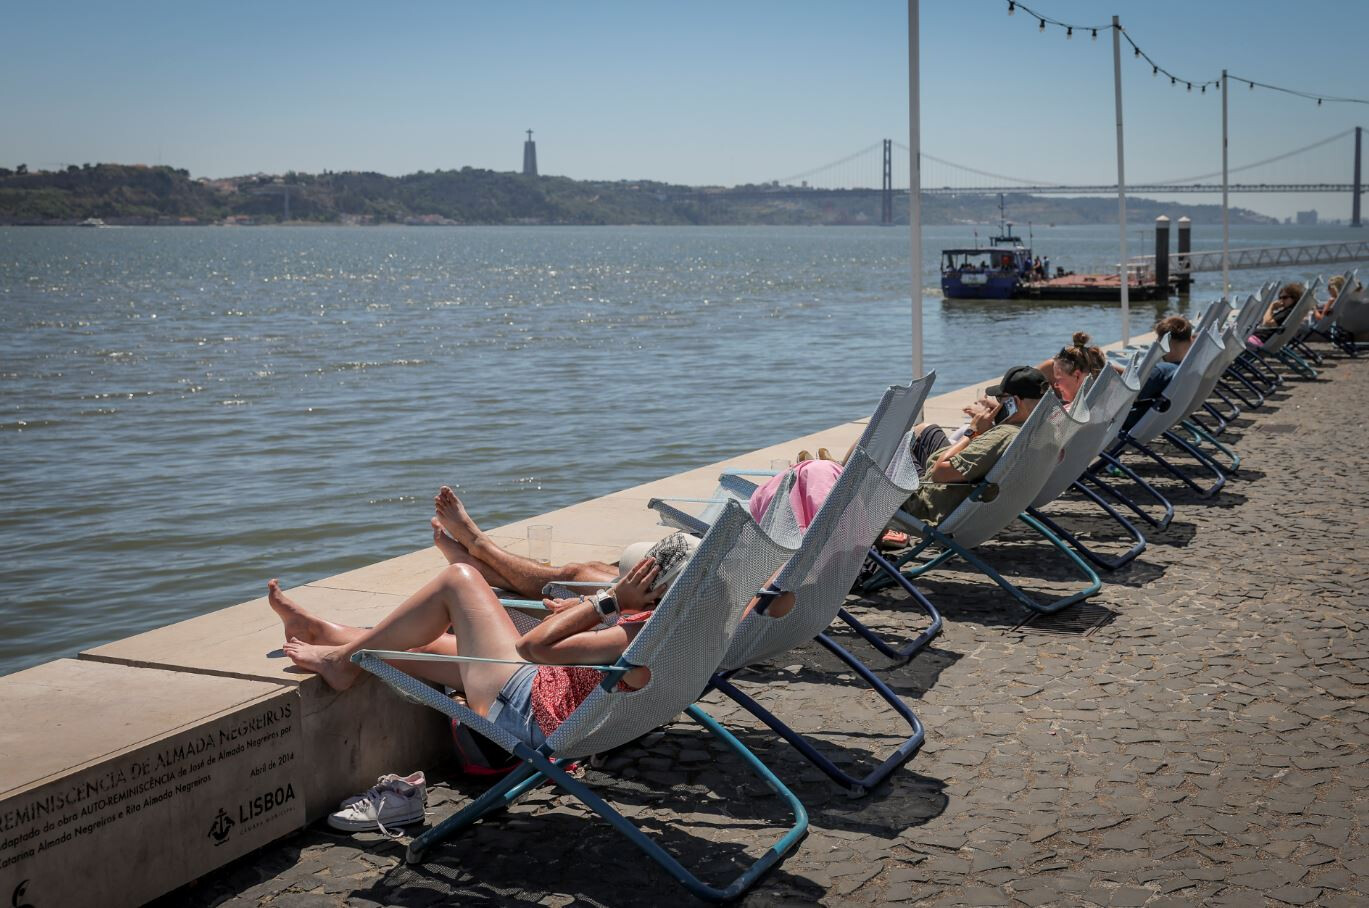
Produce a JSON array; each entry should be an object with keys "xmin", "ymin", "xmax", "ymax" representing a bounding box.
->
[{"xmin": 748, "ymin": 460, "xmax": 843, "ymax": 531}]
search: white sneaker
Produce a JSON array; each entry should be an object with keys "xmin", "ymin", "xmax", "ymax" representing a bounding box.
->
[
  {"xmin": 329, "ymin": 773, "xmax": 426, "ymax": 836},
  {"xmin": 338, "ymin": 771, "xmax": 427, "ymax": 810}
]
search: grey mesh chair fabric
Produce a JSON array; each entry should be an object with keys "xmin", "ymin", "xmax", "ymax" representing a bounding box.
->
[
  {"xmin": 1124, "ymin": 325, "xmax": 1227, "ymax": 447},
  {"xmin": 922, "ymin": 394, "xmax": 1078, "ymax": 549},
  {"xmin": 880, "ymin": 394, "xmax": 1103, "ymax": 613},
  {"xmin": 352, "ymin": 500, "xmax": 808, "ymax": 902},
  {"xmin": 708, "ymin": 440, "xmax": 936, "ymax": 794},
  {"xmin": 1336, "ymin": 280, "xmax": 1369, "ymax": 335},
  {"xmin": 1258, "ymin": 279, "xmax": 1320, "ymax": 357},
  {"xmin": 1031, "ymin": 367, "xmax": 1137, "ymax": 509},
  {"xmin": 721, "ymin": 443, "xmax": 922, "ymax": 671}
]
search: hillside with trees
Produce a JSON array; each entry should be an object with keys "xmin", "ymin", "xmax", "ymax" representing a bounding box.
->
[{"xmin": 0, "ymin": 163, "xmax": 1278, "ymax": 226}]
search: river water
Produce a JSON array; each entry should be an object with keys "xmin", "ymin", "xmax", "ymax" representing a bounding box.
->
[{"xmin": 0, "ymin": 222, "xmax": 1356, "ymax": 675}]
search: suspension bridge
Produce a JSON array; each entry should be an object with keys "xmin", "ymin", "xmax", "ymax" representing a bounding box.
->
[{"xmin": 706, "ymin": 126, "xmax": 1366, "ymax": 227}]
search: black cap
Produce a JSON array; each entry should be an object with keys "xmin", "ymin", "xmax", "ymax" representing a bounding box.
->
[{"xmin": 986, "ymin": 365, "xmax": 1049, "ymax": 400}]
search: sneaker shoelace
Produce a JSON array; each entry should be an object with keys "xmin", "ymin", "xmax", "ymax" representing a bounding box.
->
[{"xmin": 356, "ymin": 793, "xmax": 407, "ymax": 839}]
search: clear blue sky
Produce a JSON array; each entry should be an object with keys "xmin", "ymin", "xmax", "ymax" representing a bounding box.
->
[{"xmin": 3, "ymin": 0, "xmax": 1365, "ymax": 220}]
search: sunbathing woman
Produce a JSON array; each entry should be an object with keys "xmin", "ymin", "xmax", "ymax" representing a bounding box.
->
[{"xmin": 273, "ymin": 555, "xmax": 666, "ymax": 749}]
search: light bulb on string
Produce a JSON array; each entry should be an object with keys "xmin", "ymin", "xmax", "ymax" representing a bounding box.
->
[
  {"xmin": 1153, "ymin": 65, "xmax": 1158, "ymax": 77},
  {"xmin": 1007, "ymin": 1, "xmax": 1015, "ymax": 14},
  {"xmin": 1171, "ymin": 76, "xmax": 1176, "ymax": 85},
  {"xmin": 1187, "ymin": 82, "xmax": 1192, "ymax": 92},
  {"xmin": 1317, "ymin": 98, "xmax": 1322, "ymax": 106},
  {"xmin": 1039, "ymin": 18, "xmax": 1045, "ymax": 31},
  {"xmin": 1066, "ymin": 26, "xmax": 1072, "ymax": 39},
  {"xmin": 1201, "ymin": 84, "xmax": 1206, "ymax": 93},
  {"xmin": 1091, "ymin": 28, "xmax": 1097, "ymax": 40}
]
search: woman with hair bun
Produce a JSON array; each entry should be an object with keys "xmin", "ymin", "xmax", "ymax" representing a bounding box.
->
[{"xmin": 1038, "ymin": 331, "xmax": 1114, "ymax": 404}]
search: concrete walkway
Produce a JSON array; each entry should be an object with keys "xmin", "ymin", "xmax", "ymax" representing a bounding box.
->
[{"xmin": 154, "ymin": 355, "xmax": 1367, "ymax": 908}]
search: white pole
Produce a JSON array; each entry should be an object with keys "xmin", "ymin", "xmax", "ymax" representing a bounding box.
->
[
  {"xmin": 907, "ymin": 0, "xmax": 923, "ymax": 380},
  {"xmin": 1221, "ymin": 69, "xmax": 1230, "ymax": 302},
  {"xmin": 1111, "ymin": 15, "xmax": 1130, "ymax": 346}
]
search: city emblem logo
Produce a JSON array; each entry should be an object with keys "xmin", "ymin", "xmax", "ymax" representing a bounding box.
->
[{"xmin": 208, "ymin": 808, "xmax": 235, "ymax": 846}]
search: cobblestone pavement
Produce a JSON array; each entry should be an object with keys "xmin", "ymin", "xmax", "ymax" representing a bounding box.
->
[{"xmin": 156, "ymin": 351, "xmax": 1367, "ymax": 908}]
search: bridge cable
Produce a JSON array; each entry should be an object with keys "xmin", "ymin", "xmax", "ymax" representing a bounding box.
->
[
  {"xmin": 774, "ymin": 142, "xmax": 884, "ymax": 185},
  {"xmin": 1146, "ymin": 129, "xmax": 1357, "ymax": 184}
]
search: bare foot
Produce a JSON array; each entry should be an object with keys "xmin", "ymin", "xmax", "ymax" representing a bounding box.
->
[
  {"xmin": 266, "ymin": 579, "xmax": 355, "ymax": 646},
  {"xmin": 430, "ymin": 517, "xmax": 469, "ymax": 564},
  {"xmin": 282, "ymin": 638, "xmax": 361, "ymax": 690},
  {"xmin": 434, "ymin": 486, "xmax": 484, "ymax": 548}
]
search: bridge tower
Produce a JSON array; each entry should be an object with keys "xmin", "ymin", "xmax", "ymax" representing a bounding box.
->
[
  {"xmin": 1353, "ymin": 126, "xmax": 1362, "ymax": 228},
  {"xmin": 523, "ymin": 130, "xmax": 538, "ymax": 177},
  {"xmin": 881, "ymin": 139, "xmax": 893, "ymax": 225}
]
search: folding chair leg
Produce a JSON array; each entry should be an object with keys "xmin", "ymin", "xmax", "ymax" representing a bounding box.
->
[
  {"xmin": 1276, "ymin": 347, "xmax": 1319, "ymax": 379},
  {"xmin": 1219, "ymin": 373, "xmax": 1262, "ymax": 409},
  {"xmin": 1084, "ymin": 451, "xmax": 1175, "ymax": 530},
  {"xmin": 1210, "ymin": 386, "xmax": 1241, "ymax": 421},
  {"xmin": 1125, "ymin": 433, "xmax": 1226, "ymax": 498},
  {"xmin": 418, "ymin": 706, "xmax": 807, "ymax": 902},
  {"xmin": 1178, "ymin": 419, "xmax": 1240, "ymax": 473},
  {"xmin": 838, "ymin": 549, "xmax": 943, "ymax": 663},
  {"xmin": 1241, "ymin": 349, "xmax": 1282, "ymax": 388},
  {"xmin": 710, "ymin": 631, "xmax": 927, "ymax": 797},
  {"xmin": 1290, "ymin": 337, "xmax": 1323, "ymax": 366},
  {"xmin": 1026, "ymin": 478, "xmax": 1147, "ymax": 571}
]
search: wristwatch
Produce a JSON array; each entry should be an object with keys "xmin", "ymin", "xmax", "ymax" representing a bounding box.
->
[
  {"xmin": 964, "ymin": 428, "xmax": 978, "ymax": 440},
  {"xmin": 591, "ymin": 589, "xmax": 619, "ymax": 623}
]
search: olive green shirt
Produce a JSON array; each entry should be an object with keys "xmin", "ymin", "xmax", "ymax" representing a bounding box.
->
[{"xmin": 907, "ymin": 423, "xmax": 1020, "ymax": 525}]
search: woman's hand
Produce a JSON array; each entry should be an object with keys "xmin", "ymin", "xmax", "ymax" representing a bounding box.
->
[
  {"xmin": 542, "ymin": 596, "xmax": 582, "ymax": 614},
  {"xmin": 613, "ymin": 557, "xmax": 662, "ymax": 613}
]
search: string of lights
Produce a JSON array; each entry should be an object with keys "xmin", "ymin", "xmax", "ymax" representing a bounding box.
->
[{"xmin": 1003, "ymin": 1, "xmax": 1369, "ymax": 105}]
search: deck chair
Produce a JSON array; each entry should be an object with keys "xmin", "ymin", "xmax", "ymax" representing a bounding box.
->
[
  {"xmin": 353, "ymin": 501, "xmax": 807, "ymax": 903},
  {"xmin": 1081, "ymin": 339, "xmax": 1177, "ymax": 533},
  {"xmin": 876, "ymin": 394, "xmax": 1103, "ymax": 614},
  {"xmin": 1026, "ymin": 365, "xmax": 1149, "ymax": 570},
  {"xmin": 1334, "ymin": 279, "xmax": 1369, "ymax": 354},
  {"xmin": 1304, "ymin": 270, "xmax": 1360, "ymax": 357},
  {"xmin": 651, "ymin": 374, "xmax": 943, "ymax": 662},
  {"xmin": 1107, "ymin": 320, "xmax": 1231, "ymax": 498},
  {"xmin": 1217, "ymin": 290, "xmax": 1277, "ymax": 410},
  {"xmin": 706, "ymin": 440, "xmax": 936, "ymax": 795},
  {"xmin": 1250, "ymin": 278, "xmax": 1322, "ymax": 380}
]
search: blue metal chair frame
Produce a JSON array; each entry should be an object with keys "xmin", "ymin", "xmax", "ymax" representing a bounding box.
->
[
  {"xmin": 1080, "ymin": 451, "xmax": 1175, "ymax": 531},
  {"xmin": 872, "ymin": 504, "xmax": 1103, "ymax": 615},
  {"xmin": 1106, "ymin": 427, "xmax": 1227, "ymax": 499},
  {"xmin": 705, "ymin": 555, "xmax": 939, "ymax": 797},
  {"xmin": 1026, "ymin": 478, "xmax": 1146, "ymax": 571},
  {"xmin": 370, "ymin": 654, "xmax": 810, "ymax": 904}
]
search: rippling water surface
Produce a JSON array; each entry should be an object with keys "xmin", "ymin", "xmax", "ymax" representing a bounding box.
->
[{"xmin": 0, "ymin": 223, "xmax": 1353, "ymax": 674}]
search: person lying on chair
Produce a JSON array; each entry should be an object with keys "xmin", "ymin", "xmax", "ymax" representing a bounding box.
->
[
  {"xmin": 1121, "ymin": 315, "xmax": 1193, "ymax": 433},
  {"xmin": 1037, "ymin": 332, "xmax": 1120, "ymax": 404},
  {"xmin": 902, "ymin": 365, "xmax": 1049, "ymax": 525},
  {"xmin": 430, "ymin": 485, "xmax": 679, "ymax": 600},
  {"xmin": 268, "ymin": 525, "xmax": 745, "ymax": 751}
]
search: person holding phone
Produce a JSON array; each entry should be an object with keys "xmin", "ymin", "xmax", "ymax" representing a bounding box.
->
[{"xmin": 902, "ymin": 365, "xmax": 1050, "ymax": 525}]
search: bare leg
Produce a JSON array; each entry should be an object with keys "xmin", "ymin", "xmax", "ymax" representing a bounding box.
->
[
  {"xmin": 268, "ymin": 579, "xmax": 465, "ymax": 683},
  {"xmin": 431, "ymin": 518, "xmax": 520, "ymax": 590},
  {"xmin": 434, "ymin": 486, "xmax": 617, "ymax": 598},
  {"xmin": 282, "ymin": 563, "xmax": 523, "ymax": 714}
]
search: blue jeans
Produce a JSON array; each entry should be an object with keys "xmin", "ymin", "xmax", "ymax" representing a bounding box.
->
[{"xmin": 486, "ymin": 663, "xmax": 547, "ymax": 749}]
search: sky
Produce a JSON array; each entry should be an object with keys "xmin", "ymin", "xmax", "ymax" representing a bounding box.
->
[{"xmin": 3, "ymin": 0, "xmax": 1365, "ymax": 221}]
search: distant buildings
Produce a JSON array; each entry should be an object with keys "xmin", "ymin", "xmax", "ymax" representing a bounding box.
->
[
  {"xmin": 523, "ymin": 130, "xmax": 538, "ymax": 177},
  {"xmin": 1296, "ymin": 209, "xmax": 1319, "ymax": 225}
]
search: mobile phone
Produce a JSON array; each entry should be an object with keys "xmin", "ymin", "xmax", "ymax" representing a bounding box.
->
[{"xmin": 993, "ymin": 396, "xmax": 1018, "ymax": 425}]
